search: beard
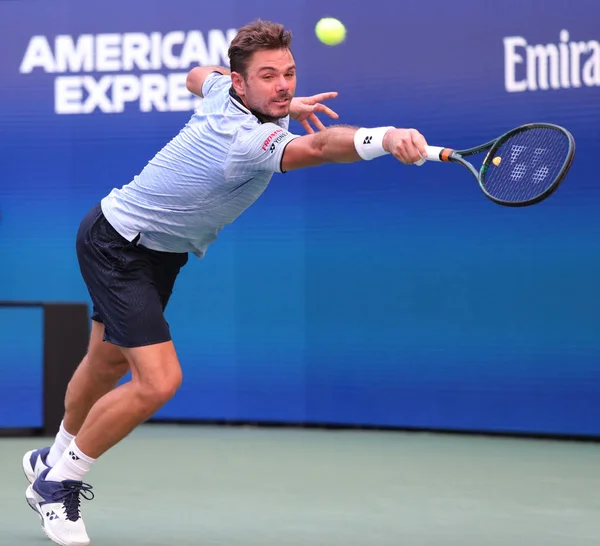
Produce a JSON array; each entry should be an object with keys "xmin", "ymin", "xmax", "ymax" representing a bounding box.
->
[{"xmin": 251, "ymin": 94, "xmax": 292, "ymax": 123}]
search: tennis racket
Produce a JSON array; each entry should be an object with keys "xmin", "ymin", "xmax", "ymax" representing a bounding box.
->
[{"xmin": 416, "ymin": 123, "xmax": 575, "ymax": 206}]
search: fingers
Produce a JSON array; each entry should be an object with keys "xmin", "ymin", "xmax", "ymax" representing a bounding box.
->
[
  {"xmin": 300, "ymin": 119, "xmax": 315, "ymax": 134},
  {"xmin": 411, "ymin": 130, "xmax": 428, "ymax": 160},
  {"xmin": 299, "ymin": 115, "xmax": 326, "ymax": 134},
  {"xmin": 308, "ymin": 113, "xmax": 327, "ymax": 132},
  {"xmin": 312, "ymin": 103, "xmax": 339, "ymax": 120},
  {"xmin": 388, "ymin": 129, "xmax": 428, "ymax": 165},
  {"xmin": 293, "ymin": 92, "xmax": 340, "ymax": 133},
  {"xmin": 307, "ymin": 91, "xmax": 338, "ymax": 102},
  {"xmin": 295, "ymin": 106, "xmax": 333, "ymax": 133}
]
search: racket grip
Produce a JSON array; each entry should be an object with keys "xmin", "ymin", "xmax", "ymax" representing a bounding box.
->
[{"xmin": 415, "ymin": 146, "xmax": 446, "ymax": 166}]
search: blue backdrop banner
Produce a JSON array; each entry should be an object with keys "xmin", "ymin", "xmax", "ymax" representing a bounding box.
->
[{"xmin": 1, "ymin": 0, "xmax": 599, "ymax": 435}]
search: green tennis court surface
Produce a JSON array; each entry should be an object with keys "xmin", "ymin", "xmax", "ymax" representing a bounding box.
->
[{"xmin": 1, "ymin": 424, "xmax": 599, "ymax": 545}]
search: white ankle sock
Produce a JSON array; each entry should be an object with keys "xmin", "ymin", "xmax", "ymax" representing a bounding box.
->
[
  {"xmin": 46, "ymin": 439, "xmax": 95, "ymax": 482},
  {"xmin": 46, "ymin": 420, "xmax": 75, "ymax": 467}
]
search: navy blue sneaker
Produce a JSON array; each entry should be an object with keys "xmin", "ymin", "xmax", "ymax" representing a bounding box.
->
[
  {"xmin": 25, "ymin": 468, "xmax": 94, "ymax": 546},
  {"xmin": 22, "ymin": 447, "xmax": 50, "ymax": 484}
]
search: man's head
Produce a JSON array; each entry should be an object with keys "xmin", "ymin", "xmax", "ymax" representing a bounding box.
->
[{"xmin": 228, "ymin": 20, "xmax": 296, "ymax": 123}]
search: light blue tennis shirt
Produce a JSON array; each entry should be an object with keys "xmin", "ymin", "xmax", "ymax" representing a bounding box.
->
[{"xmin": 101, "ymin": 72, "xmax": 300, "ymax": 257}]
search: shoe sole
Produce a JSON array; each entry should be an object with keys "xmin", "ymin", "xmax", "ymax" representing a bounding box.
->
[{"xmin": 25, "ymin": 485, "xmax": 90, "ymax": 546}]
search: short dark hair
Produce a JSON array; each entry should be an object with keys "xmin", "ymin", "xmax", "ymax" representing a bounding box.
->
[{"xmin": 228, "ymin": 19, "xmax": 293, "ymax": 77}]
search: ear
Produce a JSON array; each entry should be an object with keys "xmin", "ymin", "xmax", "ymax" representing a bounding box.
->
[{"xmin": 231, "ymin": 72, "xmax": 246, "ymax": 96}]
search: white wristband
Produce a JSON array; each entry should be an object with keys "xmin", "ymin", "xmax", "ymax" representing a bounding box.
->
[{"xmin": 354, "ymin": 126, "xmax": 394, "ymax": 160}]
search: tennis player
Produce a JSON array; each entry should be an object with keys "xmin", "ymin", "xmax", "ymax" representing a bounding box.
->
[{"xmin": 22, "ymin": 19, "xmax": 428, "ymax": 546}]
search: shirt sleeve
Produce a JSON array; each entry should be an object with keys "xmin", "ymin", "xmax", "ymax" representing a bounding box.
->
[
  {"xmin": 226, "ymin": 121, "xmax": 300, "ymax": 177},
  {"xmin": 202, "ymin": 72, "xmax": 228, "ymax": 97}
]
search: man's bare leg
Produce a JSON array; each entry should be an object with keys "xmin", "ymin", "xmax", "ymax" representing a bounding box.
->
[
  {"xmin": 24, "ymin": 322, "xmax": 146, "ymax": 546},
  {"xmin": 41, "ymin": 320, "xmax": 130, "ymax": 468},
  {"xmin": 48, "ymin": 340, "xmax": 182, "ymax": 472},
  {"xmin": 63, "ymin": 320, "xmax": 130, "ymax": 434}
]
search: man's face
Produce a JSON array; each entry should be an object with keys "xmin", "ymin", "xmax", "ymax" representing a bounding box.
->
[{"xmin": 233, "ymin": 48, "xmax": 296, "ymax": 122}]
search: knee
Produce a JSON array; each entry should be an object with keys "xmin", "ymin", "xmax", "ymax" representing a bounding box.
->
[{"xmin": 137, "ymin": 369, "xmax": 182, "ymax": 408}]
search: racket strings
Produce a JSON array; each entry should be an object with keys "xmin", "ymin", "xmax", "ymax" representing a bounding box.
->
[{"xmin": 482, "ymin": 128, "xmax": 571, "ymax": 203}]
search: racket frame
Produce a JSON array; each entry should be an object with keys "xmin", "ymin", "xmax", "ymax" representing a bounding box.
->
[{"xmin": 423, "ymin": 123, "xmax": 576, "ymax": 207}]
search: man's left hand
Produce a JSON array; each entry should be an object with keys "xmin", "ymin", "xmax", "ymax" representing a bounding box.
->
[{"xmin": 289, "ymin": 92, "xmax": 339, "ymax": 133}]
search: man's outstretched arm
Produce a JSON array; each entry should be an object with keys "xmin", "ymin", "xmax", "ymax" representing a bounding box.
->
[{"xmin": 281, "ymin": 125, "xmax": 428, "ymax": 172}]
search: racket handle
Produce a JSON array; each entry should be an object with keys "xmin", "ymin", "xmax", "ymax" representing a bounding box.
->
[{"xmin": 415, "ymin": 146, "xmax": 446, "ymax": 166}]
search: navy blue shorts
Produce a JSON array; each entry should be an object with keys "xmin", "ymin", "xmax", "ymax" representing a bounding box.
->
[{"xmin": 75, "ymin": 203, "xmax": 188, "ymax": 348}]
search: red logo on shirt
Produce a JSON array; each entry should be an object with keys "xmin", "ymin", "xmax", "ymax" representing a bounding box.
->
[{"xmin": 262, "ymin": 129, "xmax": 284, "ymax": 151}]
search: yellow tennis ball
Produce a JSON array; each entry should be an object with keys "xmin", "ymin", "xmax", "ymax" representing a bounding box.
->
[
  {"xmin": 315, "ymin": 17, "xmax": 346, "ymax": 46},
  {"xmin": 492, "ymin": 156, "xmax": 502, "ymax": 166}
]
